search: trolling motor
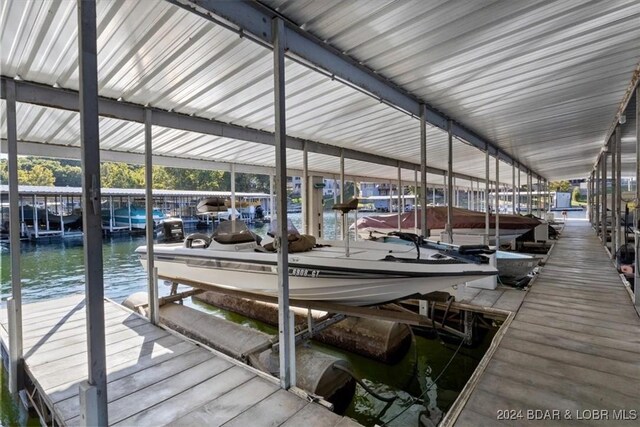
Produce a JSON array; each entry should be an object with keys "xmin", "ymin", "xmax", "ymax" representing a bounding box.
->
[
  {"xmin": 332, "ymin": 198, "xmax": 359, "ymax": 257},
  {"xmin": 388, "ymin": 231, "xmax": 423, "ymax": 259},
  {"xmin": 387, "ymin": 231, "xmax": 495, "ymax": 264}
]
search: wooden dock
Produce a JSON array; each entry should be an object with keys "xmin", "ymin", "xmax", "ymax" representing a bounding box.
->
[
  {"xmin": 0, "ymin": 295, "xmax": 360, "ymax": 427},
  {"xmin": 443, "ymin": 220, "xmax": 640, "ymax": 426}
]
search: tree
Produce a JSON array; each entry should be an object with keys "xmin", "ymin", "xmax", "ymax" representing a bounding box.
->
[
  {"xmin": 152, "ymin": 166, "xmax": 173, "ymax": 189},
  {"xmin": 20, "ymin": 164, "xmax": 55, "ymax": 186},
  {"xmin": 54, "ymin": 164, "xmax": 82, "ymax": 186},
  {"xmin": 101, "ymin": 162, "xmax": 142, "ymax": 188},
  {"xmin": 549, "ymin": 180, "xmax": 571, "ymax": 192}
]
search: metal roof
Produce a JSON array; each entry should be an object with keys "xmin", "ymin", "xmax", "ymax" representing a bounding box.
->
[
  {"xmin": 1, "ymin": 0, "xmax": 638, "ymax": 182},
  {"xmin": 261, "ymin": 0, "xmax": 640, "ymax": 179}
]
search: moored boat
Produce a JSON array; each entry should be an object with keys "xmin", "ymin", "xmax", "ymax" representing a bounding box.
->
[
  {"xmin": 355, "ymin": 206, "xmax": 541, "ymax": 245},
  {"xmin": 102, "ymin": 205, "xmax": 166, "ymax": 229},
  {"xmin": 135, "ymin": 221, "xmax": 497, "ymax": 306}
]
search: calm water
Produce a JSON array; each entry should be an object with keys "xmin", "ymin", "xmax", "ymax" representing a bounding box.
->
[{"xmin": 0, "ymin": 213, "xmax": 493, "ymax": 426}]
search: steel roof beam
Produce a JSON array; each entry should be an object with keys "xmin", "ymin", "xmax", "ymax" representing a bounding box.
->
[
  {"xmin": 1, "ymin": 139, "xmax": 443, "ymax": 186},
  {"xmin": 172, "ymin": 0, "xmax": 538, "ymax": 178},
  {"xmin": 1, "ymin": 77, "xmax": 497, "ymax": 184}
]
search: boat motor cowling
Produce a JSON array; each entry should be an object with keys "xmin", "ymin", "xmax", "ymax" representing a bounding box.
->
[{"xmin": 158, "ymin": 218, "xmax": 184, "ymax": 243}]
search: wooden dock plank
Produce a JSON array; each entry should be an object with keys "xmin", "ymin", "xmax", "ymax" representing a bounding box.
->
[
  {"xmin": 503, "ymin": 327, "xmax": 640, "ymax": 365},
  {"xmin": 22, "ymin": 315, "xmax": 148, "ymax": 348},
  {"xmin": 491, "ymin": 289, "xmax": 526, "ymax": 312},
  {"xmin": 520, "ymin": 301, "xmax": 639, "ymax": 325},
  {"xmin": 508, "ymin": 320, "xmax": 640, "ymax": 355},
  {"xmin": 523, "ymin": 293, "xmax": 638, "ymax": 316},
  {"xmin": 26, "ymin": 327, "xmax": 171, "ymax": 366},
  {"xmin": 66, "ymin": 356, "xmax": 233, "ymax": 423},
  {"xmin": 24, "ymin": 317, "xmax": 156, "ymax": 356},
  {"xmin": 29, "ymin": 334, "xmax": 184, "ymax": 378},
  {"xmin": 108, "ymin": 366, "xmax": 255, "ymax": 427},
  {"xmin": 53, "ymin": 348, "xmax": 212, "ymax": 417},
  {"xmin": 484, "ymin": 359, "xmax": 640, "ymax": 410},
  {"xmin": 515, "ymin": 307, "xmax": 639, "ymax": 333},
  {"xmin": 468, "ymin": 289, "xmax": 503, "ymax": 307},
  {"xmin": 167, "ymin": 376, "xmax": 279, "ymax": 427},
  {"xmin": 46, "ymin": 341, "xmax": 197, "ymax": 403},
  {"xmin": 449, "ymin": 221, "xmax": 640, "ymax": 426},
  {"xmin": 280, "ymin": 401, "xmax": 344, "ymax": 427},
  {"xmin": 491, "ymin": 347, "xmax": 640, "ymax": 399},
  {"xmin": 221, "ymin": 389, "xmax": 309, "ymax": 427}
]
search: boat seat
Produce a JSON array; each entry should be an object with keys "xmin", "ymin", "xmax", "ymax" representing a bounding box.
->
[
  {"xmin": 332, "ymin": 198, "xmax": 359, "ymax": 214},
  {"xmin": 213, "ymin": 231, "xmax": 257, "ymax": 244},
  {"xmin": 458, "ymin": 245, "xmax": 495, "ymax": 255},
  {"xmin": 262, "ymin": 234, "xmax": 316, "ymax": 253}
]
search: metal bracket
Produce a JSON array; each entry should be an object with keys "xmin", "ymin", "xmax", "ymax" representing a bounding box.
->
[
  {"xmin": 272, "ymin": 313, "xmax": 347, "ymax": 353},
  {"xmin": 463, "ymin": 311, "xmax": 474, "ymax": 345}
]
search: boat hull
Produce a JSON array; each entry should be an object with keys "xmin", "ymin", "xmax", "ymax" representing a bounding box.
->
[
  {"xmin": 137, "ymin": 243, "xmax": 496, "ymax": 306},
  {"xmin": 496, "ymin": 253, "xmax": 541, "ymax": 284}
]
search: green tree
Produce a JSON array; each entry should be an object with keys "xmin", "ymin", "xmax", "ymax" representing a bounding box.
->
[
  {"xmin": 101, "ymin": 162, "xmax": 142, "ymax": 188},
  {"xmin": 0, "ymin": 161, "xmax": 7, "ymax": 184},
  {"xmin": 19, "ymin": 164, "xmax": 55, "ymax": 186},
  {"xmin": 152, "ymin": 166, "xmax": 173, "ymax": 189},
  {"xmin": 54, "ymin": 164, "xmax": 82, "ymax": 186},
  {"xmin": 549, "ymin": 180, "xmax": 571, "ymax": 192}
]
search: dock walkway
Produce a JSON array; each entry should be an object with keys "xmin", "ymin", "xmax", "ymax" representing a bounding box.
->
[
  {"xmin": 447, "ymin": 220, "xmax": 640, "ymax": 426},
  {"xmin": 0, "ymin": 295, "xmax": 359, "ymax": 427}
]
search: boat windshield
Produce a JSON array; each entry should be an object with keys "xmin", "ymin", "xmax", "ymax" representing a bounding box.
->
[
  {"xmin": 268, "ymin": 218, "xmax": 300, "ymax": 239},
  {"xmin": 212, "ymin": 220, "xmax": 257, "ymax": 244}
]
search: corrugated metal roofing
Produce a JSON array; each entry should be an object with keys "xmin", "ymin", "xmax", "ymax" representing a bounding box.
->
[
  {"xmin": 1, "ymin": 0, "xmax": 637, "ymax": 182},
  {"xmin": 263, "ymin": 0, "xmax": 640, "ymax": 179}
]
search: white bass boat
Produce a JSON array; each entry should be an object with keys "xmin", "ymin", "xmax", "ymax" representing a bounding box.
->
[{"xmin": 136, "ymin": 221, "xmax": 497, "ymax": 306}]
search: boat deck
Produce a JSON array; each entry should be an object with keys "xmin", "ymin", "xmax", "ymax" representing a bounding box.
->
[
  {"xmin": 0, "ymin": 295, "xmax": 359, "ymax": 427},
  {"xmin": 444, "ymin": 220, "xmax": 640, "ymax": 425}
]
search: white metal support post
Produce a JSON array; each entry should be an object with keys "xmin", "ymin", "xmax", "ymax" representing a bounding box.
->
[
  {"xmin": 273, "ymin": 17, "xmax": 294, "ymax": 389},
  {"xmin": 485, "ymin": 147, "xmax": 490, "ymax": 245},
  {"xmin": 611, "ymin": 133, "xmax": 618, "ymax": 253},
  {"xmin": 527, "ymin": 173, "xmax": 532, "ymax": 215},
  {"xmin": 495, "ymin": 156, "xmax": 500, "ymax": 248},
  {"xmin": 420, "ymin": 104, "xmax": 427, "ymax": 237},
  {"xmin": 414, "ymin": 168, "xmax": 418, "ymax": 235},
  {"xmin": 397, "ymin": 164, "xmax": 402, "ymax": 231},
  {"xmin": 145, "ymin": 109, "xmax": 158, "ymax": 325},
  {"xmin": 517, "ymin": 165, "xmax": 521, "ymax": 214},
  {"xmin": 78, "ymin": 0, "xmax": 108, "ymax": 424},
  {"xmin": 269, "ymin": 174, "xmax": 274, "ymax": 220},
  {"xmin": 587, "ymin": 175, "xmax": 591, "ymax": 224},
  {"xmin": 446, "ymin": 120, "xmax": 453, "ymax": 242},
  {"xmin": 634, "ymin": 85, "xmax": 639, "ymax": 308},
  {"xmin": 595, "ymin": 161, "xmax": 600, "ymax": 234},
  {"xmin": 536, "ymin": 176, "xmax": 541, "ymax": 216},
  {"xmin": 231, "ymin": 164, "xmax": 236, "ymax": 221},
  {"xmin": 4, "ymin": 78, "xmax": 23, "ymax": 395},
  {"xmin": 616, "ymin": 125, "xmax": 623, "ymax": 250},
  {"xmin": 602, "ymin": 149, "xmax": 608, "ymax": 244},
  {"xmin": 340, "ymin": 150, "xmax": 345, "ymax": 240},
  {"xmin": 512, "ymin": 163, "xmax": 516, "ymax": 214},
  {"xmin": 302, "ymin": 142, "xmax": 308, "ymax": 235}
]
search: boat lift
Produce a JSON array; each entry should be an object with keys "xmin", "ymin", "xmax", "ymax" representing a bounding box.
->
[{"xmin": 157, "ymin": 274, "xmax": 509, "ymax": 346}]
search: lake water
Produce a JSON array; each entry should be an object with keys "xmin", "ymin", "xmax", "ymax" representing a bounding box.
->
[{"xmin": 0, "ymin": 212, "xmax": 493, "ymax": 426}]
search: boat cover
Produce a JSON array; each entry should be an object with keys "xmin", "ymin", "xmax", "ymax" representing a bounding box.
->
[{"xmin": 358, "ymin": 207, "xmax": 541, "ymax": 231}]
